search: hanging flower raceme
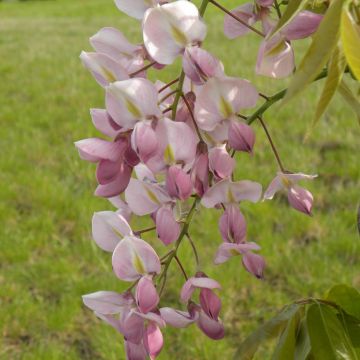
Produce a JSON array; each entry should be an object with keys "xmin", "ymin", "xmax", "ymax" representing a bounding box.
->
[{"xmin": 76, "ymin": 0, "xmax": 321, "ymax": 358}]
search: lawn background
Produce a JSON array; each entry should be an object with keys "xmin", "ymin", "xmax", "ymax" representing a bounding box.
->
[{"xmin": 0, "ymin": 0, "xmax": 359, "ymax": 359}]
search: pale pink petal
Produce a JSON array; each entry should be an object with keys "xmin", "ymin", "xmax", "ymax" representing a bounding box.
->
[
  {"xmin": 121, "ymin": 309, "xmax": 145, "ymax": 344},
  {"xmin": 201, "ymin": 179, "xmax": 262, "ymax": 208},
  {"xmin": 95, "ymin": 162, "xmax": 132, "ymax": 198},
  {"xmin": 108, "ymin": 197, "xmax": 132, "ymax": 221},
  {"xmin": 136, "ymin": 276, "xmax": 159, "ymax": 314},
  {"xmin": 182, "ymin": 46, "xmax": 224, "ymax": 85},
  {"xmin": 281, "ymin": 11, "xmax": 323, "ymax": 41},
  {"xmin": 143, "ymin": 323, "xmax": 163, "ymax": 359},
  {"xmin": 209, "ymin": 145, "xmax": 235, "ymax": 179},
  {"xmin": 242, "ymin": 252, "xmax": 266, "ymax": 279},
  {"xmin": 96, "ymin": 158, "xmax": 122, "ymax": 185},
  {"xmin": 134, "ymin": 311, "xmax": 166, "ymax": 328},
  {"xmin": 95, "ymin": 312, "xmax": 122, "ymax": 332},
  {"xmin": 115, "ymin": 0, "xmax": 155, "ymax": 20},
  {"xmin": 283, "ymin": 172, "xmax": 318, "ymax": 182},
  {"xmin": 90, "ymin": 27, "xmax": 140, "ymax": 60},
  {"xmin": 82, "ymin": 291, "xmax": 133, "ymax": 315},
  {"xmin": 219, "ymin": 204, "xmax": 247, "ymax": 243},
  {"xmin": 125, "ymin": 340, "xmax": 147, "ymax": 360},
  {"xmin": 256, "ymin": 0, "xmax": 274, "ymax": 6},
  {"xmin": 134, "ymin": 163, "xmax": 156, "ymax": 182},
  {"xmin": 112, "ymin": 236, "xmax": 161, "ymax": 281},
  {"xmin": 125, "ymin": 178, "xmax": 171, "ymax": 216},
  {"xmin": 106, "ymin": 79, "xmax": 161, "ymax": 129},
  {"xmin": 143, "ymin": 1, "xmax": 207, "ymax": 65},
  {"xmin": 228, "ymin": 119, "xmax": 255, "ymax": 153},
  {"xmin": 75, "ymin": 138, "xmax": 125, "ymax": 163},
  {"xmin": 92, "ymin": 211, "xmax": 132, "ymax": 252},
  {"xmin": 197, "ymin": 311, "xmax": 225, "ymax": 340},
  {"xmin": 159, "ymin": 308, "xmax": 196, "ymax": 328},
  {"xmin": 200, "ymin": 289, "xmax": 222, "ymax": 320},
  {"xmin": 90, "ymin": 109, "xmax": 122, "ymax": 138},
  {"xmin": 263, "ymin": 175, "xmax": 282, "ymax": 200},
  {"xmin": 191, "ymin": 152, "xmax": 209, "ymax": 197},
  {"xmin": 166, "ymin": 166, "xmax": 193, "ymax": 200},
  {"xmin": 156, "ymin": 206, "xmax": 180, "ymax": 246},
  {"xmin": 181, "ymin": 276, "xmax": 221, "ymax": 303},
  {"xmin": 256, "ymin": 37, "xmax": 295, "ymax": 78},
  {"xmin": 288, "ymin": 185, "xmax": 313, "ymax": 215},
  {"xmin": 224, "ymin": 3, "xmax": 257, "ymax": 39},
  {"xmin": 131, "ymin": 121, "xmax": 159, "ymax": 163},
  {"xmin": 80, "ymin": 51, "xmax": 129, "ymax": 87}
]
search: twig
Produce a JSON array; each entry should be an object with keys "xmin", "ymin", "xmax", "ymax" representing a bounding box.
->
[
  {"xmin": 181, "ymin": 94, "xmax": 204, "ymax": 142},
  {"xmin": 159, "ymin": 77, "xmax": 180, "ymax": 93},
  {"xmin": 174, "ymin": 256, "xmax": 188, "ymax": 280},
  {"xmin": 129, "ymin": 61, "xmax": 156, "ymax": 77}
]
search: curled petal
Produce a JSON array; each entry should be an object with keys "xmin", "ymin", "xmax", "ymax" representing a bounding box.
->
[
  {"xmin": 281, "ymin": 11, "xmax": 323, "ymax": 41},
  {"xmin": 90, "ymin": 109, "xmax": 122, "ymax": 138},
  {"xmin": 95, "ymin": 162, "xmax": 132, "ymax": 198},
  {"xmin": 224, "ymin": 3, "xmax": 257, "ymax": 39},
  {"xmin": 191, "ymin": 152, "xmax": 209, "ymax": 197},
  {"xmin": 82, "ymin": 291, "xmax": 133, "ymax": 315},
  {"xmin": 121, "ymin": 309, "xmax": 145, "ymax": 344},
  {"xmin": 182, "ymin": 46, "xmax": 224, "ymax": 85},
  {"xmin": 92, "ymin": 211, "xmax": 132, "ymax": 252},
  {"xmin": 242, "ymin": 252, "xmax": 266, "ymax": 279},
  {"xmin": 197, "ymin": 311, "xmax": 225, "ymax": 340},
  {"xmin": 201, "ymin": 179, "xmax": 262, "ymax": 208},
  {"xmin": 125, "ymin": 340, "xmax": 148, "ymax": 360},
  {"xmin": 136, "ymin": 276, "xmax": 159, "ymax": 314},
  {"xmin": 200, "ymin": 289, "xmax": 222, "ymax": 320},
  {"xmin": 156, "ymin": 206, "xmax": 181, "ymax": 246},
  {"xmin": 166, "ymin": 166, "xmax": 193, "ymax": 200},
  {"xmin": 75, "ymin": 138, "xmax": 125, "ymax": 163},
  {"xmin": 263, "ymin": 175, "xmax": 283, "ymax": 200},
  {"xmin": 209, "ymin": 145, "xmax": 235, "ymax": 179},
  {"xmin": 288, "ymin": 185, "xmax": 314, "ymax": 215},
  {"xmin": 256, "ymin": 37, "xmax": 295, "ymax": 78},
  {"xmin": 131, "ymin": 121, "xmax": 159, "ymax": 163},
  {"xmin": 143, "ymin": 1, "xmax": 207, "ymax": 65},
  {"xmin": 80, "ymin": 51, "xmax": 129, "ymax": 87},
  {"xmin": 143, "ymin": 323, "xmax": 163, "ymax": 360},
  {"xmin": 228, "ymin": 120, "xmax": 255, "ymax": 153},
  {"xmin": 112, "ymin": 236, "xmax": 161, "ymax": 281},
  {"xmin": 214, "ymin": 242, "xmax": 261, "ymax": 265},
  {"xmin": 181, "ymin": 276, "xmax": 221, "ymax": 303},
  {"xmin": 219, "ymin": 204, "xmax": 247, "ymax": 243},
  {"xmin": 159, "ymin": 308, "xmax": 196, "ymax": 328}
]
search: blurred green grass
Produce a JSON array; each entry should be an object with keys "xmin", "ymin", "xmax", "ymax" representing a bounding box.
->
[{"xmin": 0, "ymin": 0, "xmax": 359, "ymax": 359}]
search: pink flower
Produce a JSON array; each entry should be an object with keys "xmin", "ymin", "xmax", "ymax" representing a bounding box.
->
[
  {"xmin": 195, "ymin": 77, "xmax": 258, "ymax": 142},
  {"xmin": 219, "ymin": 204, "xmax": 247, "ymax": 243},
  {"xmin": 166, "ymin": 166, "xmax": 193, "ymax": 200},
  {"xmin": 155, "ymin": 206, "xmax": 181, "ymax": 246},
  {"xmin": 180, "ymin": 274, "xmax": 221, "ymax": 303},
  {"xmin": 208, "ymin": 145, "xmax": 235, "ymax": 179},
  {"xmin": 159, "ymin": 307, "xmax": 197, "ymax": 328},
  {"xmin": 112, "ymin": 235, "xmax": 161, "ymax": 281},
  {"xmin": 115, "ymin": 0, "xmax": 161, "ymax": 20},
  {"xmin": 143, "ymin": 1, "xmax": 207, "ymax": 65},
  {"xmin": 201, "ymin": 178, "xmax": 262, "ymax": 208},
  {"xmin": 90, "ymin": 109, "xmax": 122, "ymax": 138},
  {"xmin": 90, "ymin": 27, "xmax": 146, "ymax": 74},
  {"xmin": 92, "ymin": 211, "xmax": 133, "ymax": 252},
  {"xmin": 228, "ymin": 120, "xmax": 256, "ymax": 153},
  {"xmin": 182, "ymin": 46, "xmax": 224, "ymax": 85},
  {"xmin": 264, "ymin": 172, "xmax": 317, "ymax": 215},
  {"xmin": 80, "ymin": 51, "xmax": 129, "ymax": 87}
]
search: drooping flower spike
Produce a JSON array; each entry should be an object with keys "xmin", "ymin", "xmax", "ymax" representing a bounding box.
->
[{"xmin": 77, "ymin": 0, "xmax": 322, "ymax": 357}]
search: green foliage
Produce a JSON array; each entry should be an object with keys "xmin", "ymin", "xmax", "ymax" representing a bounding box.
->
[{"xmin": 236, "ymin": 285, "xmax": 360, "ymax": 359}]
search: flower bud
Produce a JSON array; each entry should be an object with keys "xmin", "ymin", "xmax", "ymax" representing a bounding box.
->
[
  {"xmin": 287, "ymin": 185, "xmax": 313, "ymax": 216},
  {"xmin": 166, "ymin": 166, "xmax": 192, "ymax": 200},
  {"xmin": 218, "ymin": 204, "xmax": 247, "ymax": 243},
  {"xmin": 136, "ymin": 276, "xmax": 159, "ymax": 313},
  {"xmin": 228, "ymin": 120, "xmax": 255, "ymax": 153},
  {"xmin": 156, "ymin": 206, "xmax": 181, "ymax": 245},
  {"xmin": 209, "ymin": 146, "xmax": 235, "ymax": 179},
  {"xmin": 131, "ymin": 121, "xmax": 158, "ymax": 163},
  {"xmin": 242, "ymin": 252, "xmax": 265, "ymax": 279}
]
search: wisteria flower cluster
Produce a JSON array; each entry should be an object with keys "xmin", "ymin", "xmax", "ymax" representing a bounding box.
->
[{"xmin": 76, "ymin": 0, "xmax": 321, "ymax": 358}]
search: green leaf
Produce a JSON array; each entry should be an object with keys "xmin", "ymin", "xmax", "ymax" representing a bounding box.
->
[
  {"xmin": 294, "ymin": 319, "xmax": 311, "ymax": 360},
  {"xmin": 283, "ymin": 0, "xmax": 346, "ymax": 103},
  {"xmin": 234, "ymin": 304, "xmax": 300, "ymax": 360},
  {"xmin": 341, "ymin": 9, "xmax": 360, "ymax": 80},
  {"xmin": 326, "ymin": 284, "xmax": 360, "ymax": 319},
  {"xmin": 306, "ymin": 43, "xmax": 346, "ymax": 138},
  {"xmin": 338, "ymin": 80, "xmax": 360, "ymax": 124},
  {"xmin": 338, "ymin": 312, "xmax": 360, "ymax": 349},
  {"xmin": 272, "ymin": 310, "xmax": 301, "ymax": 360},
  {"xmin": 269, "ymin": 0, "xmax": 309, "ymax": 39},
  {"xmin": 306, "ymin": 302, "xmax": 358, "ymax": 360}
]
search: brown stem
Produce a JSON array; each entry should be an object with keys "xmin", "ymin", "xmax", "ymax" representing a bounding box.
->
[
  {"xmin": 174, "ymin": 255, "xmax": 188, "ymax": 280},
  {"xmin": 159, "ymin": 77, "xmax": 180, "ymax": 93},
  {"xmin": 129, "ymin": 61, "xmax": 156, "ymax": 77},
  {"xmin": 159, "ymin": 89, "xmax": 178, "ymax": 104},
  {"xmin": 258, "ymin": 116, "xmax": 285, "ymax": 172},
  {"xmin": 186, "ymin": 233, "xmax": 199, "ymax": 267},
  {"xmin": 181, "ymin": 94, "xmax": 204, "ymax": 142},
  {"xmin": 210, "ymin": 0, "xmax": 265, "ymax": 37},
  {"xmin": 135, "ymin": 226, "xmax": 156, "ymax": 236},
  {"xmin": 162, "ymin": 106, "xmax": 173, "ymax": 114},
  {"xmin": 259, "ymin": 92, "xmax": 270, "ymax": 100}
]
